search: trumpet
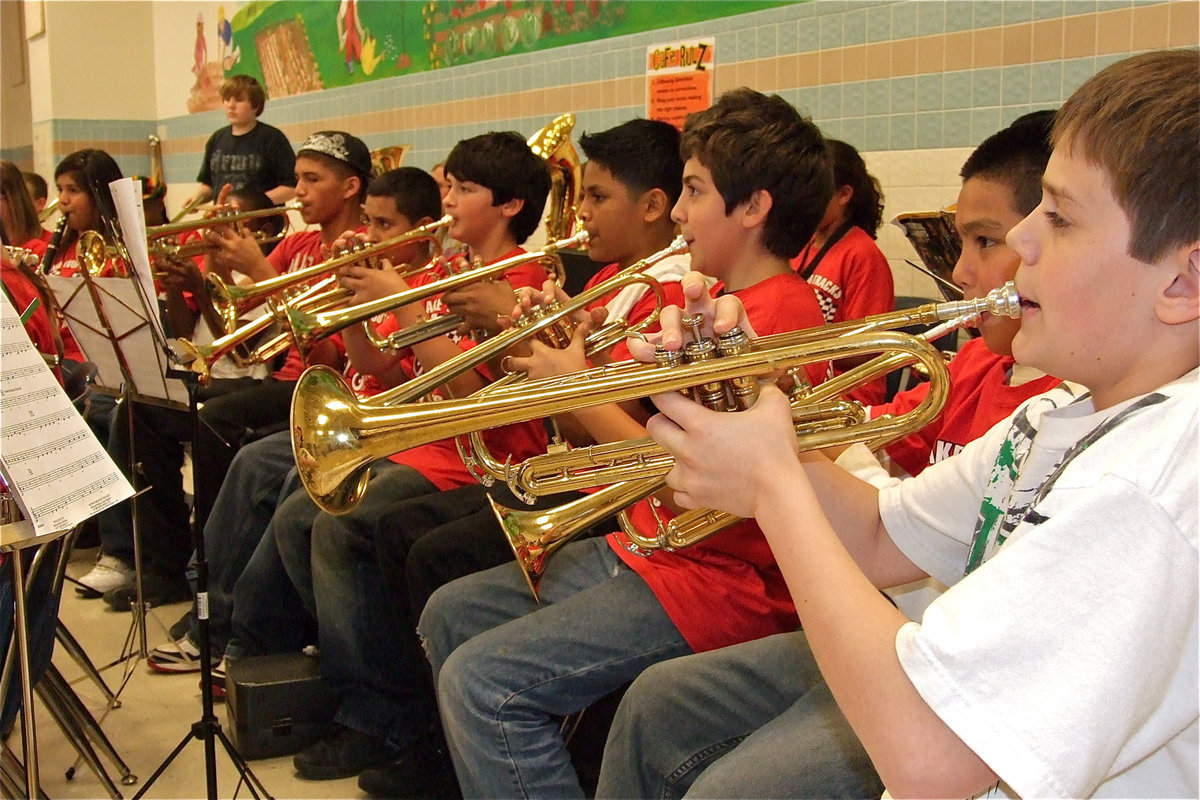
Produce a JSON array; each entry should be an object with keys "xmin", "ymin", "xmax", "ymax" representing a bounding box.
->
[
  {"xmin": 206, "ymin": 214, "xmax": 451, "ymax": 335},
  {"xmin": 291, "ymin": 236, "xmax": 679, "ymax": 514},
  {"xmin": 493, "ymin": 397, "xmax": 870, "ymax": 600},
  {"xmin": 146, "ymin": 199, "xmax": 300, "ymax": 241},
  {"xmin": 365, "ymin": 234, "xmax": 681, "ymax": 409},
  {"xmin": 290, "ymin": 282, "xmax": 1019, "ymax": 517},
  {"xmin": 284, "ymin": 228, "xmax": 588, "ymax": 363},
  {"xmin": 176, "ymin": 275, "xmax": 344, "ymax": 382}
]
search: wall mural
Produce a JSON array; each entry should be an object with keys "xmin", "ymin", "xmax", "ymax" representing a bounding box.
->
[{"xmin": 184, "ymin": 0, "xmax": 791, "ymax": 111}]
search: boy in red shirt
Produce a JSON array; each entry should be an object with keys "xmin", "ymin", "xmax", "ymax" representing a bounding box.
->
[
  {"xmin": 598, "ymin": 110, "xmax": 1063, "ymax": 800},
  {"xmin": 418, "ymin": 88, "xmax": 831, "ymax": 799}
]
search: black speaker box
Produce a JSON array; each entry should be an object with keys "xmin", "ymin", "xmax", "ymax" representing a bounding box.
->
[{"xmin": 225, "ymin": 653, "xmax": 336, "ymax": 760}]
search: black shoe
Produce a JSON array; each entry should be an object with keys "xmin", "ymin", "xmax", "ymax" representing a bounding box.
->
[
  {"xmin": 168, "ymin": 610, "xmax": 192, "ymax": 640},
  {"xmin": 294, "ymin": 723, "xmax": 397, "ymax": 781},
  {"xmin": 102, "ymin": 572, "xmax": 191, "ymax": 611},
  {"xmin": 357, "ymin": 731, "xmax": 459, "ymax": 799}
]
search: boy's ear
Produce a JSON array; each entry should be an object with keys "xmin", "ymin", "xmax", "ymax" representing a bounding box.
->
[
  {"xmin": 498, "ymin": 196, "xmax": 524, "ymax": 219},
  {"xmin": 640, "ymin": 187, "xmax": 670, "ymax": 224},
  {"xmin": 342, "ymin": 174, "xmax": 363, "ymax": 203},
  {"xmin": 1156, "ymin": 242, "xmax": 1200, "ymax": 326},
  {"xmin": 740, "ymin": 188, "xmax": 774, "ymax": 229}
]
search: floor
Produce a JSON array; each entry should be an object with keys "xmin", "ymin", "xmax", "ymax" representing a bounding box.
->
[{"xmin": 9, "ymin": 546, "xmax": 363, "ymax": 800}]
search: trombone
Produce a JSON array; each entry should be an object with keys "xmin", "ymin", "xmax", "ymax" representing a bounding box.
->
[
  {"xmin": 284, "ymin": 228, "xmax": 589, "ymax": 363},
  {"xmin": 205, "ymin": 214, "xmax": 451, "ymax": 335},
  {"xmin": 489, "ymin": 306, "xmax": 994, "ymax": 599},
  {"xmin": 290, "ymin": 282, "xmax": 1019, "ymax": 519}
]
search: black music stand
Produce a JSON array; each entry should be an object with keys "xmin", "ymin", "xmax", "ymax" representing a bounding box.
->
[
  {"xmin": 54, "ymin": 178, "xmax": 271, "ymax": 799},
  {"xmin": 131, "ymin": 363, "xmax": 271, "ymax": 800}
]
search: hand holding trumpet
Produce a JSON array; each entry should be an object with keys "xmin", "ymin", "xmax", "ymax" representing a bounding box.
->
[
  {"xmin": 503, "ymin": 278, "xmax": 610, "ymax": 379},
  {"xmin": 626, "ymin": 271, "xmax": 759, "ymax": 360}
]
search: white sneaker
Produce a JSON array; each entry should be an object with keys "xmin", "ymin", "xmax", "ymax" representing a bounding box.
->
[
  {"xmin": 76, "ymin": 554, "xmax": 134, "ymax": 597},
  {"xmin": 148, "ymin": 636, "xmax": 215, "ymax": 674}
]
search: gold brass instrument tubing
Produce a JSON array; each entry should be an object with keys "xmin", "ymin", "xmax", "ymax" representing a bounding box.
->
[
  {"xmin": 285, "ymin": 228, "xmax": 590, "ymax": 367},
  {"xmin": 9, "ymin": 248, "xmax": 66, "ymax": 367},
  {"xmin": 291, "ymin": 236, "xmax": 680, "ymax": 514},
  {"xmin": 176, "ymin": 274, "xmax": 339, "ymax": 382},
  {"xmin": 147, "ymin": 199, "xmax": 302, "ymax": 240},
  {"xmin": 491, "ymin": 398, "xmax": 869, "ymax": 600},
  {"xmin": 290, "ymin": 281, "xmax": 1018, "ymax": 519},
  {"xmin": 205, "ymin": 213, "xmax": 451, "ymax": 335},
  {"xmin": 365, "ymin": 234, "xmax": 681, "ymax": 408},
  {"xmin": 37, "ymin": 197, "xmax": 60, "ymax": 223}
]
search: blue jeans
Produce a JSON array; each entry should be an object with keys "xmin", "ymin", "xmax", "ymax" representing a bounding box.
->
[
  {"xmin": 225, "ymin": 482, "xmax": 322, "ymax": 660},
  {"xmin": 279, "ymin": 463, "xmax": 438, "ymax": 749},
  {"xmin": 420, "ymin": 537, "xmax": 692, "ymax": 799},
  {"xmin": 188, "ymin": 431, "xmax": 297, "ymax": 654},
  {"xmin": 596, "ymin": 632, "xmax": 883, "ymax": 799}
]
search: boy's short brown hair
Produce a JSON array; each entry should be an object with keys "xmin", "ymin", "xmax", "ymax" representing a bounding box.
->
[
  {"xmin": 220, "ymin": 74, "xmax": 267, "ymax": 117},
  {"xmin": 1053, "ymin": 49, "xmax": 1198, "ymax": 262},
  {"xmin": 679, "ymin": 88, "xmax": 832, "ymax": 260}
]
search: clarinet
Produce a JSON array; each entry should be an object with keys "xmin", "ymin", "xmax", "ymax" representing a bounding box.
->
[{"xmin": 40, "ymin": 216, "xmax": 68, "ymax": 275}]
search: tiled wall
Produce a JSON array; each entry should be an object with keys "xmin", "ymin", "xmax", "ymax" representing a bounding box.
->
[{"xmin": 27, "ymin": 0, "xmax": 1199, "ymax": 298}]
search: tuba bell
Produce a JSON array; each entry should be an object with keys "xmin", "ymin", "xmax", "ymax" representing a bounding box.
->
[{"xmin": 527, "ymin": 113, "xmax": 583, "ymax": 241}]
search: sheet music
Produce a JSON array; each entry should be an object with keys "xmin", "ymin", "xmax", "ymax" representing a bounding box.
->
[
  {"xmin": 111, "ymin": 177, "xmax": 169, "ymax": 346},
  {"xmin": 46, "ymin": 274, "xmax": 189, "ymax": 405},
  {"xmin": 0, "ymin": 291, "xmax": 133, "ymax": 539}
]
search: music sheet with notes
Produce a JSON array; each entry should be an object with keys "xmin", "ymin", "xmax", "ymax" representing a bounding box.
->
[{"xmin": 0, "ymin": 291, "xmax": 133, "ymax": 538}]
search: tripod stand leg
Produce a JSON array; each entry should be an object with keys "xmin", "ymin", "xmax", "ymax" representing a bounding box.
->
[
  {"xmin": 39, "ymin": 665, "xmax": 137, "ymax": 786},
  {"xmin": 55, "ymin": 622, "xmax": 120, "ymax": 707},
  {"xmin": 34, "ymin": 680, "xmax": 123, "ymax": 799}
]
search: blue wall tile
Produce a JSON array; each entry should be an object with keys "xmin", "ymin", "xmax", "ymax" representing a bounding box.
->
[
  {"xmin": 819, "ymin": 84, "xmax": 844, "ymax": 119},
  {"xmin": 1001, "ymin": 64, "xmax": 1032, "ymax": 105},
  {"xmin": 890, "ymin": 113, "xmax": 916, "ymax": 149},
  {"xmin": 890, "ymin": 76, "xmax": 916, "ymax": 113},
  {"xmin": 892, "ymin": 2, "xmax": 918, "ymax": 38},
  {"xmin": 917, "ymin": 2, "xmax": 946, "ymax": 36},
  {"xmin": 945, "ymin": 1, "xmax": 975, "ymax": 33},
  {"xmin": 864, "ymin": 115, "xmax": 890, "ymax": 151},
  {"xmin": 916, "ymin": 111, "xmax": 943, "ymax": 148},
  {"xmin": 843, "ymin": 8, "xmax": 867, "ymax": 46},
  {"xmin": 972, "ymin": 2, "xmax": 1004, "ymax": 28},
  {"xmin": 916, "ymin": 74, "xmax": 944, "ymax": 111},
  {"xmin": 842, "ymin": 82, "xmax": 865, "ymax": 118},
  {"xmin": 866, "ymin": 4, "xmax": 891, "ymax": 42},
  {"xmin": 971, "ymin": 68, "xmax": 1002, "ymax": 107},
  {"xmin": 970, "ymin": 106, "xmax": 1002, "ymax": 143},
  {"xmin": 1030, "ymin": 61, "xmax": 1063, "ymax": 103},
  {"xmin": 820, "ymin": 13, "xmax": 844, "ymax": 48},
  {"xmin": 943, "ymin": 70, "xmax": 972, "ymax": 109},
  {"xmin": 943, "ymin": 108, "xmax": 972, "ymax": 147}
]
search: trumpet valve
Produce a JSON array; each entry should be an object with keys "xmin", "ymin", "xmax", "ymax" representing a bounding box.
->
[{"xmin": 716, "ymin": 328, "xmax": 760, "ymax": 410}]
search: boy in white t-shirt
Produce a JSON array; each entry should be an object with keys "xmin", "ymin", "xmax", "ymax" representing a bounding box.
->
[{"xmin": 636, "ymin": 49, "xmax": 1198, "ymax": 798}]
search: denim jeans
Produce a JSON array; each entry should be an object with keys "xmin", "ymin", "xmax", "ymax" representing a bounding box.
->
[
  {"xmin": 596, "ymin": 631, "xmax": 883, "ymax": 800},
  {"xmin": 99, "ymin": 378, "xmax": 259, "ymax": 579},
  {"xmin": 187, "ymin": 431, "xmax": 297, "ymax": 654},
  {"xmin": 420, "ymin": 537, "xmax": 692, "ymax": 799},
  {"xmin": 278, "ymin": 463, "xmax": 438, "ymax": 749},
  {"xmin": 225, "ymin": 483, "xmax": 321, "ymax": 660}
]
